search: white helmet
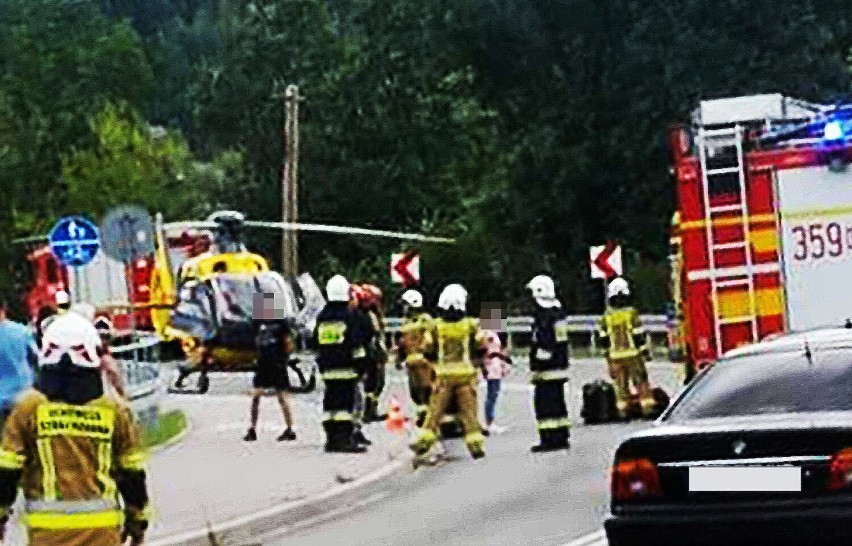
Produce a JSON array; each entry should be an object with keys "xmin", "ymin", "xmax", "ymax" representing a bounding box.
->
[
  {"xmin": 40, "ymin": 312, "xmax": 102, "ymax": 369},
  {"xmin": 400, "ymin": 289, "xmax": 423, "ymax": 309},
  {"xmin": 526, "ymin": 275, "xmax": 556, "ymax": 300},
  {"xmin": 55, "ymin": 290, "xmax": 70, "ymax": 307},
  {"xmin": 607, "ymin": 277, "xmax": 630, "ymax": 299},
  {"xmin": 438, "ymin": 284, "xmax": 467, "ymax": 312},
  {"xmin": 326, "ymin": 274, "xmax": 351, "ymax": 302}
]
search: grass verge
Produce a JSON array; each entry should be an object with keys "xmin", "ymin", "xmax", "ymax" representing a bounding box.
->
[{"xmin": 142, "ymin": 410, "xmax": 188, "ymax": 450}]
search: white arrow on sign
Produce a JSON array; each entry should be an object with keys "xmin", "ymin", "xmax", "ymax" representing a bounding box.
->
[{"xmin": 590, "ymin": 243, "xmax": 623, "ymax": 279}]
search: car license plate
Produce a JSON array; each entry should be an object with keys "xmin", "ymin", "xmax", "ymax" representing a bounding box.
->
[{"xmin": 688, "ymin": 466, "xmax": 802, "ymax": 492}]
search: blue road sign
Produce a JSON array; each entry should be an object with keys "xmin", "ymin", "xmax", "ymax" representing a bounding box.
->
[{"xmin": 48, "ymin": 216, "xmax": 101, "ymax": 267}]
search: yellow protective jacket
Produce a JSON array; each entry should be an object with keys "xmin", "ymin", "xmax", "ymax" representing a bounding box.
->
[
  {"xmin": 424, "ymin": 317, "xmax": 485, "ymax": 380},
  {"xmin": 399, "ymin": 313, "xmax": 433, "ymax": 365},
  {"xmin": 0, "ymin": 390, "xmax": 149, "ymax": 546},
  {"xmin": 598, "ymin": 306, "xmax": 647, "ymax": 361}
]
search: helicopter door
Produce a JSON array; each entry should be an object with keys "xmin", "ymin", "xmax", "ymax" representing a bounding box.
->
[
  {"xmin": 294, "ymin": 274, "xmax": 326, "ymax": 336},
  {"xmin": 170, "ymin": 280, "xmax": 217, "ymax": 341},
  {"xmin": 210, "ymin": 275, "xmax": 256, "ymax": 349}
]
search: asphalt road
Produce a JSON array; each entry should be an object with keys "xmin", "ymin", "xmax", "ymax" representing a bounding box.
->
[{"xmin": 218, "ymin": 358, "xmax": 683, "ymax": 546}]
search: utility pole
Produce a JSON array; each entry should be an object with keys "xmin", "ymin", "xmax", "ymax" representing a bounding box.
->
[{"xmin": 281, "ymin": 84, "xmax": 303, "ymax": 276}]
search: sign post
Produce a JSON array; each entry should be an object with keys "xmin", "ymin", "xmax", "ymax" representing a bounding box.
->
[
  {"xmin": 590, "ymin": 241, "xmax": 623, "ymax": 309},
  {"xmin": 100, "ymin": 206, "xmax": 156, "ymax": 366},
  {"xmin": 391, "ymin": 250, "xmax": 420, "ymax": 287}
]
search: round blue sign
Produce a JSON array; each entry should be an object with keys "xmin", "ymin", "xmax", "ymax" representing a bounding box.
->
[{"xmin": 48, "ymin": 216, "xmax": 101, "ymax": 267}]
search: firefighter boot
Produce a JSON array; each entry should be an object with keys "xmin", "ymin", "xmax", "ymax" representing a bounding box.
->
[{"xmin": 410, "ymin": 428, "xmax": 438, "ymax": 456}]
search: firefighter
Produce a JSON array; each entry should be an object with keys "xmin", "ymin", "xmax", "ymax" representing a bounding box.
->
[
  {"xmin": 0, "ymin": 306, "xmax": 150, "ymax": 546},
  {"xmin": 526, "ymin": 275, "xmax": 571, "ymax": 452},
  {"xmin": 37, "ymin": 291, "xmax": 71, "ymax": 339},
  {"xmin": 356, "ymin": 284, "xmax": 388, "ymax": 423},
  {"xmin": 313, "ymin": 275, "xmax": 371, "ymax": 453},
  {"xmin": 397, "ymin": 289, "xmax": 434, "ymax": 427},
  {"xmin": 410, "ymin": 283, "xmax": 486, "ymax": 462},
  {"xmin": 94, "ymin": 316, "xmax": 127, "ymax": 399},
  {"xmin": 597, "ymin": 277, "xmax": 654, "ymax": 419}
]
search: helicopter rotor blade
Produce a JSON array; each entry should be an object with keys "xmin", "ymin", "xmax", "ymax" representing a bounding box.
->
[{"xmin": 243, "ymin": 221, "xmax": 455, "ymax": 244}]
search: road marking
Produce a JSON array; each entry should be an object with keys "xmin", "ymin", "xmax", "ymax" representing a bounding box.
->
[
  {"xmin": 559, "ymin": 529, "xmax": 607, "ymax": 546},
  {"xmin": 250, "ymin": 491, "xmax": 391, "ymax": 543},
  {"xmin": 146, "ymin": 458, "xmax": 407, "ymax": 546}
]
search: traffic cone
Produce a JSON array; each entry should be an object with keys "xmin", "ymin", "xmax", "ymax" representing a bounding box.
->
[{"xmin": 385, "ymin": 396, "xmax": 409, "ymax": 434}]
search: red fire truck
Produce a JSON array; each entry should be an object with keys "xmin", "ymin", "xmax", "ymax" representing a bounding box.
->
[
  {"xmin": 667, "ymin": 93, "xmax": 852, "ymax": 379},
  {"xmin": 14, "ymin": 242, "xmax": 156, "ymax": 332},
  {"xmin": 14, "ymin": 230, "xmax": 209, "ymax": 332}
]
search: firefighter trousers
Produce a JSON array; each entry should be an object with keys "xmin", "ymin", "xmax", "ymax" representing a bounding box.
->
[
  {"xmin": 406, "ymin": 359, "xmax": 434, "ymax": 426},
  {"xmin": 411, "ymin": 376, "xmax": 484, "ymax": 457},
  {"xmin": 532, "ymin": 379, "xmax": 571, "ymax": 447},
  {"xmin": 363, "ymin": 360, "xmax": 386, "ymax": 421},
  {"xmin": 607, "ymin": 355, "xmax": 654, "ymax": 417},
  {"xmin": 322, "ymin": 379, "xmax": 358, "ymax": 448}
]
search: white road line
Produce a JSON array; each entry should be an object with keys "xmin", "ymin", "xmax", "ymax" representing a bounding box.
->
[
  {"xmin": 560, "ymin": 529, "xmax": 607, "ymax": 546},
  {"xmin": 250, "ymin": 491, "xmax": 391, "ymax": 543},
  {"xmin": 146, "ymin": 459, "xmax": 406, "ymax": 546}
]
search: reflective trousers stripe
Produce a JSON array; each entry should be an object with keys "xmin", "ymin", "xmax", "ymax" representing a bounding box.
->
[
  {"xmin": 323, "ymin": 412, "xmax": 353, "ymax": 422},
  {"xmin": 536, "ymin": 417, "xmax": 571, "ymax": 431},
  {"xmin": 434, "ymin": 366, "xmax": 475, "ymax": 379},
  {"xmin": 321, "ymin": 371, "xmax": 358, "ymax": 381},
  {"xmin": 530, "ymin": 371, "xmax": 569, "ymax": 382},
  {"xmin": 609, "ymin": 349, "xmax": 640, "ymax": 359},
  {"xmin": 26, "ymin": 499, "xmax": 120, "ymax": 513},
  {"xmin": 25, "ymin": 509, "xmax": 123, "ymax": 530}
]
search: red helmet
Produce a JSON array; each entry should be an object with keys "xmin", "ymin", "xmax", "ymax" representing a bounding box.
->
[{"xmin": 353, "ymin": 284, "xmax": 382, "ymax": 309}]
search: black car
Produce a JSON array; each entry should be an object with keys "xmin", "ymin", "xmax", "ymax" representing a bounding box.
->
[{"xmin": 605, "ymin": 328, "xmax": 852, "ymax": 546}]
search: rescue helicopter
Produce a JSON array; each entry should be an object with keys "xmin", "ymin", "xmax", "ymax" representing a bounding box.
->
[{"xmin": 146, "ymin": 210, "xmax": 454, "ymax": 394}]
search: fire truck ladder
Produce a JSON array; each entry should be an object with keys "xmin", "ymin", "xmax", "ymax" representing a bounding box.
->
[{"xmin": 697, "ymin": 124, "xmax": 759, "ymax": 356}]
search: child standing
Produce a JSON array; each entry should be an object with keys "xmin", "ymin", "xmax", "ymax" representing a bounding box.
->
[{"xmin": 481, "ymin": 330, "xmax": 511, "ymax": 434}]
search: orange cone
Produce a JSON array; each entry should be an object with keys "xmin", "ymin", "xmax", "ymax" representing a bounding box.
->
[{"xmin": 385, "ymin": 396, "xmax": 409, "ymax": 434}]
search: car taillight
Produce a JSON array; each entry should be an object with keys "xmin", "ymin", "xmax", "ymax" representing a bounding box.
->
[
  {"xmin": 611, "ymin": 458, "xmax": 662, "ymax": 502},
  {"xmin": 827, "ymin": 448, "xmax": 852, "ymax": 490}
]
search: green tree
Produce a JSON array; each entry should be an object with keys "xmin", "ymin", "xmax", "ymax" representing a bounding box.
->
[{"xmin": 62, "ymin": 102, "xmax": 207, "ymax": 220}]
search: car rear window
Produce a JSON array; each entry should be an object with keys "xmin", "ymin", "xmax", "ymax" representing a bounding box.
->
[{"xmin": 665, "ymin": 347, "xmax": 852, "ymax": 420}]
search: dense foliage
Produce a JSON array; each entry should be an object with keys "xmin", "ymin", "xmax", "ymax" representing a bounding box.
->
[{"xmin": 2, "ymin": 0, "xmax": 851, "ymax": 312}]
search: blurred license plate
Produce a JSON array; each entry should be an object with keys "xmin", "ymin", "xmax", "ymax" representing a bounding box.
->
[{"xmin": 688, "ymin": 466, "xmax": 801, "ymax": 492}]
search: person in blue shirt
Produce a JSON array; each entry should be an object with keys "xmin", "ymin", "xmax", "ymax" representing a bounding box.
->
[{"xmin": 0, "ymin": 298, "xmax": 37, "ymax": 421}]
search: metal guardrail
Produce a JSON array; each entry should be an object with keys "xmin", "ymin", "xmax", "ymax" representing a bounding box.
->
[
  {"xmin": 382, "ymin": 314, "xmax": 670, "ymax": 353},
  {"xmin": 383, "ymin": 314, "xmax": 668, "ymax": 334},
  {"xmin": 110, "ymin": 335, "xmax": 162, "ymax": 428}
]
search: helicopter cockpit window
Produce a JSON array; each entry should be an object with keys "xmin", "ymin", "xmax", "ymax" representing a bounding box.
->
[{"xmin": 212, "ymin": 275, "xmax": 256, "ymax": 322}]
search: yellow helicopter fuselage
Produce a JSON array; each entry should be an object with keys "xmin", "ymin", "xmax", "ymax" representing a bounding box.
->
[{"xmin": 149, "ymin": 241, "xmax": 272, "ymax": 371}]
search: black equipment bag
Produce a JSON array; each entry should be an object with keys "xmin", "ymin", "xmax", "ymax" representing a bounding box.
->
[{"xmin": 581, "ymin": 380, "xmax": 617, "ymax": 424}]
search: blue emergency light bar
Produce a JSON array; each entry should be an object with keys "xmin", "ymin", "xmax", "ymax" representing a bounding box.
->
[{"xmin": 824, "ymin": 120, "xmax": 844, "ymax": 141}]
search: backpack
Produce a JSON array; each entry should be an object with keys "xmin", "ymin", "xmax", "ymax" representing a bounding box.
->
[{"xmin": 581, "ymin": 380, "xmax": 618, "ymax": 424}]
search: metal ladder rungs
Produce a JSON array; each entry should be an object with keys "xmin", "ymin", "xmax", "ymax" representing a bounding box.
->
[
  {"xmin": 709, "ymin": 203, "xmax": 744, "ymax": 214},
  {"xmin": 712, "ymin": 241, "xmax": 748, "ymax": 251},
  {"xmin": 716, "ymin": 278, "xmax": 750, "ymax": 288},
  {"xmin": 703, "ymin": 127, "xmax": 739, "ymax": 138},
  {"xmin": 718, "ymin": 316, "xmax": 758, "ymax": 325},
  {"xmin": 707, "ymin": 167, "xmax": 740, "ymax": 176}
]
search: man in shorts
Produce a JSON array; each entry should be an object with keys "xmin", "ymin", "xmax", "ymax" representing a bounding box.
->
[{"xmin": 244, "ymin": 292, "xmax": 297, "ymax": 442}]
